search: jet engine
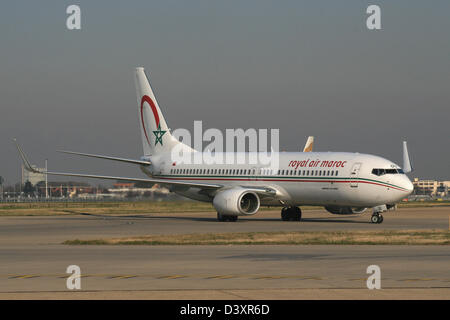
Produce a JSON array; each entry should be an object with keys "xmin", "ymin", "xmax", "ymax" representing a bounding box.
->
[
  {"xmin": 324, "ymin": 206, "xmax": 367, "ymax": 215},
  {"xmin": 213, "ymin": 188, "xmax": 260, "ymax": 216}
]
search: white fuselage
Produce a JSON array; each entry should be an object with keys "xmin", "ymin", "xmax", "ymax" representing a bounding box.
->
[{"xmin": 141, "ymin": 151, "xmax": 414, "ymax": 208}]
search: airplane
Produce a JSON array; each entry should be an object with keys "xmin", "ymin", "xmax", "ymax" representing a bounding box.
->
[{"xmin": 15, "ymin": 67, "xmax": 414, "ymax": 223}]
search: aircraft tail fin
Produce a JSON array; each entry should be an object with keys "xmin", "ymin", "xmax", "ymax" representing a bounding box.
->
[{"xmin": 134, "ymin": 67, "xmax": 182, "ymax": 156}]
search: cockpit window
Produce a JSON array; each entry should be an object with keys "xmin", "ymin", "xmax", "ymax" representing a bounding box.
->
[{"xmin": 372, "ymin": 168, "xmax": 403, "ymax": 176}]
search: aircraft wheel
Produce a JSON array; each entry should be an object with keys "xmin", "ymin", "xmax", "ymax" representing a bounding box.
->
[
  {"xmin": 281, "ymin": 207, "xmax": 289, "ymax": 221},
  {"xmin": 293, "ymin": 206, "xmax": 302, "ymax": 221},
  {"xmin": 281, "ymin": 207, "xmax": 302, "ymax": 221},
  {"xmin": 371, "ymin": 214, "xmax": 381, "ymax": 224}
]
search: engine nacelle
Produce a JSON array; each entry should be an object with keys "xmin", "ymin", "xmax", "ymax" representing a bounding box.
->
[
  {"xmin": 213, "ymin": 188, "xmax": 260, "ymax": 216},
  {"xmin": 325, "ymin": 206, "xmax": 367, "ymax": 215}
]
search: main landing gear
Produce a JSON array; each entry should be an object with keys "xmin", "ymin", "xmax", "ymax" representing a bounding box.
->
[
  {"xmin": 371, "ymin": 213, "xmax": 384, "ymax": 224},
  {"xmin": 281, "ymin": 206, "xmax": 302, "ymax": 221},
  {"xmin": 217, "ymin": 212, "xmax": 238, "ymax": 222}
]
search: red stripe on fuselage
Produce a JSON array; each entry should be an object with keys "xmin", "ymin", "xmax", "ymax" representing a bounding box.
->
[{"xmin": 155, "ymin": 176, "xmax": 409, "ymax": 192}]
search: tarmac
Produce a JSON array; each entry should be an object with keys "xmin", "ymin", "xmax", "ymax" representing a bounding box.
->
[{"xmin": 0, "ymin": 206, "xmax": 449, "ymax": 299}]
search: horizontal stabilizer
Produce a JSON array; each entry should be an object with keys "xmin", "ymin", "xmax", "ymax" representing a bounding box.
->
[{"xmin": 13, "ymin": 138, "xmax": 40, "ymax": 173}]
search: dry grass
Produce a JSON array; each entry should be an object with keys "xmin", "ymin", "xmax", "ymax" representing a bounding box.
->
[
  {"xmin": 0, "ymin": 201, "xmax": 215, "ymax": 216},
  {"xmin": 64, "ymin": 229, "xmax": 450, "ymax": 246}
]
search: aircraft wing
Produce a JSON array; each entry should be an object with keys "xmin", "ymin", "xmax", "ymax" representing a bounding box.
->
[
  {"xmin": 35, "ymin": 170, "xmax": 222, "ymax": 189},
  {"xmin": 14, "ymin": 139, "xmax": 277, "ymax": 195},
  {"xmin": 402, "ymin": 141, "xmax": 413, "ymax": 173},
  {"xmin": 57, "ymin": 150, "xmax": 151, "ymax": 166}
]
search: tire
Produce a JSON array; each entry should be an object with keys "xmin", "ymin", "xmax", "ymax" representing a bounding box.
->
[
  {"xmin": 282, "ymin": 207, "xmax": 302, "ymax": 221},
  {"xmin": 294, "ymin": 207, "xmax": 302, "ymax": 221},
  {"xmin": 371, "ymin": 215, "xmax": 379, "ymax": 224},
  {"xmin": 378, "ymin": 215, "xmax": 383, "ymax": 224},
  {"xmin": 281, "ymin": 208, "xmax": 289, "ymax": 221}
]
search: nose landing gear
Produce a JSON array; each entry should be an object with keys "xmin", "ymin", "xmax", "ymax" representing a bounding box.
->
[
  {"xmin": 370, "ymin": 213, "xmax": 384, "ymax": 224},
  {"xmin": 371, "ymin": 204, "xmax": 388, "ymax": 224}
]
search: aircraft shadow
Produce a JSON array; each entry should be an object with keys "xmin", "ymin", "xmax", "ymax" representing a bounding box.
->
[{"xmin": 78, "ymin": 212, "xmax": 371, "ymax": 224}]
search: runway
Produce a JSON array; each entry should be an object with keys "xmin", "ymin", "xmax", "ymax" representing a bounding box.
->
[{"xmin": 0, "ymin": 206, "xmax": 449, "ymax": 299}]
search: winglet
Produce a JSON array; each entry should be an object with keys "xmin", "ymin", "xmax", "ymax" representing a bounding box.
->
[
  {"xmin": 402, "ymin": 141, "xmax": 413, "ymax": 173},
  {"xmin": 13, "ymin": 139, "xmax": 42, "ymax": 173},
  {"xmin": 303, "ymin": 136, "xmax": 314, "ymax": 152}
]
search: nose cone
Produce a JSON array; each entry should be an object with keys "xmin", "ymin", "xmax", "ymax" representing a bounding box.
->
[{"xmin": 403, "ymin": 176, "xmax": 414, "ymax": 195}]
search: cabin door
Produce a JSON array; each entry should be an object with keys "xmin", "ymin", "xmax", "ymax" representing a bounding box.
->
[{"xmin": 350, "ymin": 163, "xmax": 361, "ymax": 188}]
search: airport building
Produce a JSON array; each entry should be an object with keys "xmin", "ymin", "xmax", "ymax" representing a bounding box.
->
[
  {"xmin": 412, "ymin": 178, "xmax": 450, "ymax": 196},
  {"xmin": 107, "ymin": 182, "xmax": 170, "ymax": 198}
]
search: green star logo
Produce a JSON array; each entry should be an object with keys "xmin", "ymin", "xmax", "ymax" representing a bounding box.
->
[{"xmin": 152, "ymin": 124, "xmax": 166, "ymax": 146}]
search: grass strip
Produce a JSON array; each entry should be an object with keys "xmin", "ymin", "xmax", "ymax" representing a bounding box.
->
[{"xmin": 63, "ymin": 229, "xmax": 450, "ymax": 246}]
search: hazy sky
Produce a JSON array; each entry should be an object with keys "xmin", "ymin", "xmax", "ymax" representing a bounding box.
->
[{"xmin": 1, "ymin": 0, "xmax": 449, "ymax": 185}]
